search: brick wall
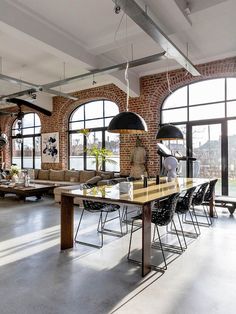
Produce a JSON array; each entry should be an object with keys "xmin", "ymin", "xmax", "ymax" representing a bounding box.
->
[{"xmin": 1, "ymin": 56, "xmax": 236, "ymax": 175}]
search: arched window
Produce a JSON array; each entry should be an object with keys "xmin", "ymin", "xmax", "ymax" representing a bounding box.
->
[
  {"xmin": 11, "ymin": 113, "xmax": 41, "ymax": 169},
  {"xmin": 69, "ymin": 100, "xmax": 120, "ymax": 171},
  {"xmin": 161, "ymin": 78, "xmax": 236, "ymax": 197}
]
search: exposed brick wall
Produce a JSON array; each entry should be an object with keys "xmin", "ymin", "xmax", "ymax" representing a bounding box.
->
[{"xmin": 1, "ymin": 56, "xmax": 236, "ymax": 175}]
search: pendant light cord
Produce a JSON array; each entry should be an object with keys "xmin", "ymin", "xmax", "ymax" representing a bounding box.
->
[{"xmin": 125, "ymin": 61, "xmax": 129, "ymax": 111}]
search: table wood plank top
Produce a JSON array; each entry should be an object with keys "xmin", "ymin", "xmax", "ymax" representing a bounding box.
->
[{"xmin": 62, "ymin": 177, "xmax": 210, "ymax": 205}]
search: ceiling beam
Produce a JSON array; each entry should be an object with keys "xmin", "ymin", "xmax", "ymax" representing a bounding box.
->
[
  {"xmin": 43, "ymin": 52, "xmax": 165, "ymax": 89},
  {"xmin": 113, "ymin": 0, "xmax": 201, "ymax": 76},
  {"xmin": 0, "ymin": 52, "xmax": 165, "ymax": 100},
  {"xmin": 0, "ymin": 74, "xmax": 78, "ymax": 100}
]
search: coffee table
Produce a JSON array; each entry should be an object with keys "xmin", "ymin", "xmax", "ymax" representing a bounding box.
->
[{"xmin": 0, "ymin": 183, "xmax": 55, "ymax": 201}]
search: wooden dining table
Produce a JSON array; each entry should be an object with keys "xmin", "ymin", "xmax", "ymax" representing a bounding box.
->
[{"xmin": 60, "ymin": 177, "xmax": 211, "ymax": 277}]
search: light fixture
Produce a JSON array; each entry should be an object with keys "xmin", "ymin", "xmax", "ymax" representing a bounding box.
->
[
  {"xmin": 0, "ymin": 130, "xmax": 8, "ymax": 148},
  {"xmin": 15, "ymin": 120, "xmax": 23, "ymax": 144},
  {"xmin": 156, "ymin": 124, "xmax": 184, "ymax": 141},
  {"xmin": 108, "ymin": 62, "xmax": 148, "ymax": 134}
]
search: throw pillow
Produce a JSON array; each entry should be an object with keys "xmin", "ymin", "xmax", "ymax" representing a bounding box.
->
[
  {"xmin": 64, "ymin": 170, "xmax": 80, "ymax": 182},
  {"xmin": 96, "ymin": 171, "xmax": 114, "ymax": 179},
  {"xmin": 38, "ymin": 170, "xmax": 50, "ymax": 180},
  {"xmin": 79, "ymin": 170, "xmax": 96, "ymax": 183},
  {"xmin": 86, "ymin": 175, "xmax": 102, "ymax": 185},
  {"xmin": 49, "ymin": 170, "xmax": 65, "ymax": 181}
]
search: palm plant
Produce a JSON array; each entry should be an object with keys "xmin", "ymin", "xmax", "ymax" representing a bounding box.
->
[{"xmin": 79, "ymin": 129, "xmax": 117, "ymax": 171}]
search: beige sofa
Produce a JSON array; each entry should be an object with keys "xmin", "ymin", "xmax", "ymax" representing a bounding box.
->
[{"xmin": 31, "ymin": 169, "xmax": 126, "ymax": 205}]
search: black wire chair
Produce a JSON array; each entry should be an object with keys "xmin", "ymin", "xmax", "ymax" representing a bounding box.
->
[
  {"xmin": 74, "ymin": 183, "xmax": 123, "ymax": 248},
  {"xmin": 127, "ymin": 193, "xmax": 181, "ymax": 271},
  {"xmin": 184, "ymin": 182, "xmax": 210, "ymax": 232},
  {"xmin": 173, "ymin": 186, "xmax": 199, "ymax": 245},
  {"xmin": 202, "ymin": 179, "xmax": 218, "ymax": 218}
]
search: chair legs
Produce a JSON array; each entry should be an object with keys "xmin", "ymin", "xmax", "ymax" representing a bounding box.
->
[
  {"xmin": 127, "ymin": 219, "xmax": 183, "ymax": 271},
  {"xmin": 75, "ymin": 208, "xmax": 123, "ymax": 249}
]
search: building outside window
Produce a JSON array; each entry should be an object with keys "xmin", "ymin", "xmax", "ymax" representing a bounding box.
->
[
  {"xmin": 161, "ymin": 77, "xmax": 236, "ymax": 197},
  {"xmin": 69, "ymin": 100, "xmax": 120, "ymax": 172},
  {"xmin": 11, "ymin": 113, "xmax": 41, "ymax": 169}
]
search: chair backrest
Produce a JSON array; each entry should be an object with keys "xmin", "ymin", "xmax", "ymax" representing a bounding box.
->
[
  {"xmin": 192, "ymin": 182, "xmax": 209, "ymax": 206},
  {"xmin": 83, "ymin": 200, "xmax": 105, "ymax": 212},
  {"xmin": 176, "ymin": 186, "xmax": 196, "ymax": 214},
  {"xmin": 152, "ymin": 193, "xmax": 180, "ymax": 226},
  {"xmin": 204, "ymin": 179, "xmax": 218, "ymax": 202},
  {"xmin": 81, "ymin": 184, "xmax": 105, "ymax": 212}
]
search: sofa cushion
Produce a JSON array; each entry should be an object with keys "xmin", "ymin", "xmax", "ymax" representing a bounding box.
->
[
  {"xmin": 96, "ymin": 171, "xmax": 114, "ymax": 179},
  {"xmin": 49, "ymin": 170, "xmax": 65, "ymax": 181},
  {"xmin": 34, "ymin": 169, "xmax": 39, "ymax": 179},
  {"xmin": 86, "ymin": 175, "xmax": 102, "ymax": 185},
  {"xmin": 64, "ymin": 170, "xmax": 80, "ymax": 182},
  {"xmin": 38, "ymin": 169, "xmax": 50, "ymax": 180},
  {"xmin": 79, "ymin": 170, "xmax": 96, "ymax": 183}
]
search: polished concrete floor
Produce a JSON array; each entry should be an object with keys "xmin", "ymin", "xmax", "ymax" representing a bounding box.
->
[{"xmin": 0, "ymin": 195, "xmax": 235, "ymax": 314}]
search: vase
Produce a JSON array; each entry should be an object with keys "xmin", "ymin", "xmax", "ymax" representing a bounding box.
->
[{"xmin": 11, "ymin": 174, "xmax": 19, "ymax": 183}]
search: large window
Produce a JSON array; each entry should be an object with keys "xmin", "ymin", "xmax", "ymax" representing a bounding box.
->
[
  {"xmin": 161, "ymin": 78, "xmax": 236, "ymax": 196},
  {"xmin": 11, "ymin": 113, "xmax": 41, "ymax": 169},
  {"xmin": 69, "ymin": 100, "xmax": 120, "ymax": 171}
]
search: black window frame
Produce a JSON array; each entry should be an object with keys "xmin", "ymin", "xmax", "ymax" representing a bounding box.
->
[
  {"xmin": 11, "ymin": 113, "xmax": 41, "ymax": 169},
  {"xmin": 161, "ymin": 77, "xmax": 236, "ymax": 196},
  {"xmin": 68, "ymin": 99, "xmax": 120, "ymax": 171}
]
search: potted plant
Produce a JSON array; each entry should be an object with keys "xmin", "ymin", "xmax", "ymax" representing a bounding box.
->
[
  {"xmin": 10, "ymin": 165, "xmax": 21, "ymax": 183},
  {"xmin": 79, "ymin": 129, "xmax": 117, "ymax": 171}
]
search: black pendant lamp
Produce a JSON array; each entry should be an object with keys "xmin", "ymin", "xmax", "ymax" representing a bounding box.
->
[
  {"xmin": 108, "ymin": 111, "xmax": 147, "ymax": 134},
  {"xmin": 108, "ymin": 62, "xmax": 148, "ymax": 134},
  {"xmin": 156, "ymin": 124, "xmax": 184, "ymax": 141}
]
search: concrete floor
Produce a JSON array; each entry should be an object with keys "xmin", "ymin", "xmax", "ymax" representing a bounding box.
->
[{"xmin": 0, "ymin": 195, "xmax": 235, "ymax": 314}]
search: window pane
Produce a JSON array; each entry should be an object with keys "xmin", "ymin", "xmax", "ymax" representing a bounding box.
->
[
  {"xmin": 162, "ymin": 125, "xmax": 187, "ymax": 176},
  {"xmin": 11, "ymin": 113, "xmax": 41, "ymax": 169},
  {"xmin": 71, "ymin": 106, "xmax": 84, "ymax": 121},
  {"xmin": 227, "ymin": 78, "xmax": 236, "ymax": 100},
  {"xmin": 105, "ymin": 131, "xmax": 120, "ymax": 172},
  {"xmin": 104, "ymin": 101, "xmax": 119, "ymax": 117},
  {"xmin": 35, "ymin": 136, "xmax": 41, "ymax": 169},
  {"xmin": 189, "ymin": 79, "xmax": 225, "ymax": 105},
  {"xmin": 23, "ymin": 138, "xmax": 33, "ymax": 168},
  {"xmin": 189, "ymin": 103, "xmax": 225, "ymax": 121},
  {"xmin": 69, "ymin": 133, "xmax": 84, "ymax": 170},
  {"xmin": 35, "ymin": 114, "xmax": 41, "ymax": 126},
  {"xmin": 23, "ymin": 113, "xmax": 35, "ymax": 128},
  {"xmin": 35, "ymin": 127, "xmax": 41, "ymax": 134},
  {"xmin": 85, "ymin": 101, "xmax": 103, "ymax": 120},
  {"xmin": 163, "ymin": 86, "xmax": 187, "ymax": 109},
  {"xmin": 87, "ymin": 131, "xmax": 102, "ymax": 170},
  {"xmin": 192, "ymin": 124, "xmax": 222, "ymax": 194},
  {"xmin": 85, "ymin": 118, "xmax": 104, "ymax": 128},
  {"xmin": 162, "ymin": 108, "xmax": 187, "ymax": 123},
  {"xmin": 12, "ymin": 139, "xmax": 22, "ymax": 168},
  {"xmin": 69, "ymin": 121, "xmax": 84, "ymax": 130},
  {"xmin": 105, "ymin": 117, "xmax": 113, "ymax": 127},
  {"xmin": 22, "ymin": 127, "xmax": 34, "ymax": 135},
  {"xmin": 228, "ymin": 120, "xmax": 236, "ymax": 196},
  {"xmin": 227, "ymin": 101, "xmax": 236, "ymax": 117}
]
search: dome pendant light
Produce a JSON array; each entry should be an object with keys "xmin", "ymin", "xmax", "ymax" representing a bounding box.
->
[
  {"xmin": 156, "ymin": 124, "xmax": 184, "ymax": 141},
  {"xmin": 108, "ymin": 62, "xmax": 148, "ymax": 134}
]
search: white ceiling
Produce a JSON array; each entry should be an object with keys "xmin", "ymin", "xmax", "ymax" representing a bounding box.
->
[{"xmin": 0, "ymin": 0, "xmax": 235, "ymax": 110}]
